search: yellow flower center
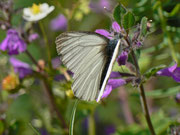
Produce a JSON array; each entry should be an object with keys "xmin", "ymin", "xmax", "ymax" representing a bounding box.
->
[{"xmin": 31, "ymin": 3, "xmax": 41, "ymax": 14}]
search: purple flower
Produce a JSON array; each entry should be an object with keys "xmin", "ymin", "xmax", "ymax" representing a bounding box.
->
[
  {"xmin": 95, "ymin": 29, "xmax": 111, "ymax": 39},
  {"xmin": 105, "ymin": 125, "xmax": 115, "ymax": 135},
  {"xmin": 89, "ymin": 0, "xmax": 111, "ymax": 13},
  {"xmin": 95, "ymin": 21, "xmax": 121, "ymax": 39},
  {"xmin": 109, "ymin": 71, "xmax": 121, "ymax": 78},
  {"xmin": 52, "ymin": 57, "xmax": 61, "ymax": 69},
  {"xmin": 157, "ymin": 63, "xmax": 180, "ymax": 83},
  {"xmin": 28, "ymin": 33, "xmax": 39, "ymax": 42},
  {"xmin": 101, "ymin": 78, "xmax": 126, "ymax": 99},
  {"xmin": 50, "ymin": 14, "xmax": 67, "ymax": 31},
  {"xmin": 96, "ymin": 22, "xmax": 128, "ymax": 66},
  {"xmin": 0, "ymin": 29, "xmax": 27, "ymax": 55},
  {"xmin": 117, "ymin": 51, "xmax": 128, "ymax": 66},
  {"xmin": 112, "ymin": 22, "xmax": 121, "ymax": 33},
  {"xmin": 136, "ymin": 41, "xmax": 142, "ymax": 47},
  {"xmin": 9, "ymin": 57, "xmax": 32, "ymax": 79}
]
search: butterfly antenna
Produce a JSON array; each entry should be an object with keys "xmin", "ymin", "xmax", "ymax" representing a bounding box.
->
[{"xmin": 103, "ymin": 7, "xmax": 114, "ymax": 23}]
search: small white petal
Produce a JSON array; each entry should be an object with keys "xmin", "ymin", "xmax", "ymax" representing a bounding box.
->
[
  {"xmin": 40, "ymin": 3, "xmax": 49, "ymax": 11},
  {"xmin": 22, "ymin": 3, "xmax": 55, "ymax": 22}
]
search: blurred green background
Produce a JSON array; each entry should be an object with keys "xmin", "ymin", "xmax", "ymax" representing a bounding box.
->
[{"xmin": 0, "ymin": 0, "xmax": 180, "ymax": 135}]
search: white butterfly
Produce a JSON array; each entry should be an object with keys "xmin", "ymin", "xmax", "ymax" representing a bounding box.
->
[{"xmin": 56, "ymin": 31, "xmax": 122, "ymax": 102}]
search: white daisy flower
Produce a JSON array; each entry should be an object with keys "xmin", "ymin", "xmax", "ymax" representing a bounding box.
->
[{"xmin": 23, "ymin": 3, "xmax": 55, "ymax": 22}]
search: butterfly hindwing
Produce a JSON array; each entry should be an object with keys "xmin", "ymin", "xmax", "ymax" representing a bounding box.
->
[{"xmin": 56, "ymin": 32, "xmax": 109, "ymax": 101}]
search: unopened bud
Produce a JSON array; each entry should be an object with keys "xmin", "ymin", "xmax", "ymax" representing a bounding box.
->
[
  {"xmin": 66, "ymin": 89, "xmax": 74, "ymax": 98},
  {"xmin": 2, "ymin": 74, "xmax": 19, "ymax": 91}
]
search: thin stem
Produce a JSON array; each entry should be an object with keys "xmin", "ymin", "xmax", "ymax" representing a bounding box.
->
[
  {"xmin": 39, "ymin": 21, "xmax": 52, "ymax": 69},
  {"xmin": 157, "ymin": 3, "xmax": 178, "ymax": 62},
  {"xmin": 42, "ymin": 78, "xmax": 68, "ymax": 130},
  {"xmin": 25, "ymin": 50, "xmax": 42, "ymax": 71},
  {"xmin": 131, "ymin": 50, "xmax": 156, "ymax": 135},
  {"xmin": 88, "ymin": 112, "xmax": 95, "ymax": 135}
]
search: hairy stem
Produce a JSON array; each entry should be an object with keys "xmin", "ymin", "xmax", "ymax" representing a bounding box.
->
[{"xmin": 131, "ymin": 51, "xmax": 156, "ymax": 135}]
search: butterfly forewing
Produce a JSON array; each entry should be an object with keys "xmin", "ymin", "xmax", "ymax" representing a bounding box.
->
[{"xmin": 56, "ymin": 32, "xmax": 109, "ymax": 101}]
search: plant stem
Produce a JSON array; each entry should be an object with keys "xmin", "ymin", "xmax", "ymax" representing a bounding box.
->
[
  {"xmin": 131, "ymin": 51, "xmax": 156, "ymax": 135},
  {"xmin": 42, "ymin": 78, "xmax": 68, "ymax": 130},
  {"xmin": 157, "ymin": 3, "xmax": 178, "ymax": 62},
  {"xmin": 88, "ymin": 112, "xmax": 95, "ymax": 135},
  {"xmin": 39, "ymin": 21, "xmax": 52, "ymax": 69},
  {"xmin": 25, "ymin": 50, "xmax": 42, "ymax": 71}
]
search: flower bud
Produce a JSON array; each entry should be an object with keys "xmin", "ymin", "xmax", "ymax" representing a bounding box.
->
[
  {"xmin": 65, "ymin": 90, "xmax": 74, "ymax": 98},
  {"xmin": 2, "ymin": 74, "xmax": 19, "ymax": 91}
]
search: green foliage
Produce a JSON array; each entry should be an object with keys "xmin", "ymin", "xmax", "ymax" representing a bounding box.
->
[
  {"xmin": 113, "ymin": 4, "xmax": 127, "ymax": 25},
  {"xmin": 122, "ymin": 11, "xmax": 135, "ymax": 30},
  {"xmin": 0, "ymin": 0, "xmax": 179, "ymax": 135},
  {"xmin": 144, "ymin": 65, "xmax": 166, "ymax": 79},
  {"xmin": 6, "ymin": 94, "xmax": 33, "ymax": 123},
  {"xmin": 140, "ymin": 17, "xmax": 148, "ymax": 37}
]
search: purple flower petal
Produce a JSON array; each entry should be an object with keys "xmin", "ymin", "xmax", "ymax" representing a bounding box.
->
[
  {"xmin": 108, "ymin": 79, "xmax": 126, "ymax": 89},
  {"xmin": 101, "ymin": 79, "xmax": 126, "ymax": 99},
  {"xmin": 110, "ymin": 71, "xmax": 121, "ymax": 78},
  {"xmin": 105, "ymin": 125, "xmax": 115, "ymax": 135},
  {"xmin": 136, "ymin": 41, "xmax": 142, "ymax": 47},
  {"xmin": 0, "ymin": 29, "xmax": 27, "ymax": 55},
  {"xmin": 54, "ymin": 74, "xmax": 66, "ymax": 81},
  {"xmin": 52, "ymin": 57, "xmax": 61, "ymax": 69},
  {"xmin": 95, "ymin": 29, "xmax": 111, "ymax": 39},
  {"xmin": 168, "ymin": 63, "xmax": 177, "ymax": 72},
  {"xmin": 9, "ymin": 57, "xmax": 32, "ymax": 79},
  {"xmin": 157, "ymin": 63, "xmax": 180, "ymax": 83},
  {"xmin": 101, "ymin": 85, "xmax": 112, "ymax": 99},
  {"xmin": 117, "ymin": 51, "xmax": 128, "ymax": 66},
  {"xmin": 0, "ymin": 37, "xmax": 9, "ymax": 51},
  {"xmin": 28, "ymin": 33, "xmax": 39, "ymax": 42},
  {"xmin": 172, "ymin": 67, "xmax": 180, "ymax": 83},
  {"xmin": 50, "ymin": 14, "xmax": 67, "ymax": 31},
  {"xmin": 157, "ymin": 63, "xmax": 177, "ymax": 77},
  {"xmin": 112, "ymin": 21, "xmax": 121, "ymax": 33}
]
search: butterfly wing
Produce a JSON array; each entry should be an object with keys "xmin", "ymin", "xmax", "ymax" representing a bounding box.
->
[{"xmin": 56, "ymin": 32, "xmax": 120, "ymax": 101}]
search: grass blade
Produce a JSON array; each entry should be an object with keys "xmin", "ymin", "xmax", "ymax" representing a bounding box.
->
[{"xmin": 69, "ymin": 99, "xmax": 79, "ymax": 135}]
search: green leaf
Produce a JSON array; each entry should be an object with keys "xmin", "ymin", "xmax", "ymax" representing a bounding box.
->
[
  {"xmin": 122, "ymin": 11, "xmax": 135, "ymax": 29},
  {"xmin": 6, "ymin": 94, "xmax": 33, "ymax": 123},
  {"xmin": 145, "ymin": 86, "xmax": 180, "ymax": 98},
  {"xmin": 140, "ymin": 17, "xmax": 148, "ymax": 37},
  {"xmin": 69, "ymin": 99, "xmax": 80, "ymax": 135},
  {"xmin": 113, "ymin": 4, "xmax": 127, "ymax": 25},
  {"xmin": 132, "ymin": 86, "xmax": 180, "ymax": 98},
  {"xmin": 144, "ymin": 65, "xmax": 166, "ymax": 79},
  {"xmin": 169, "ymin": 4, "xmax": 180, "ymax": 16}
]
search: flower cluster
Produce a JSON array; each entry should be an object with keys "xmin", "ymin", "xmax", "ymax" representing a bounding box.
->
[{"xmin": 96, "ymin": 22, "xmax": 129, "ymax": 99}]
